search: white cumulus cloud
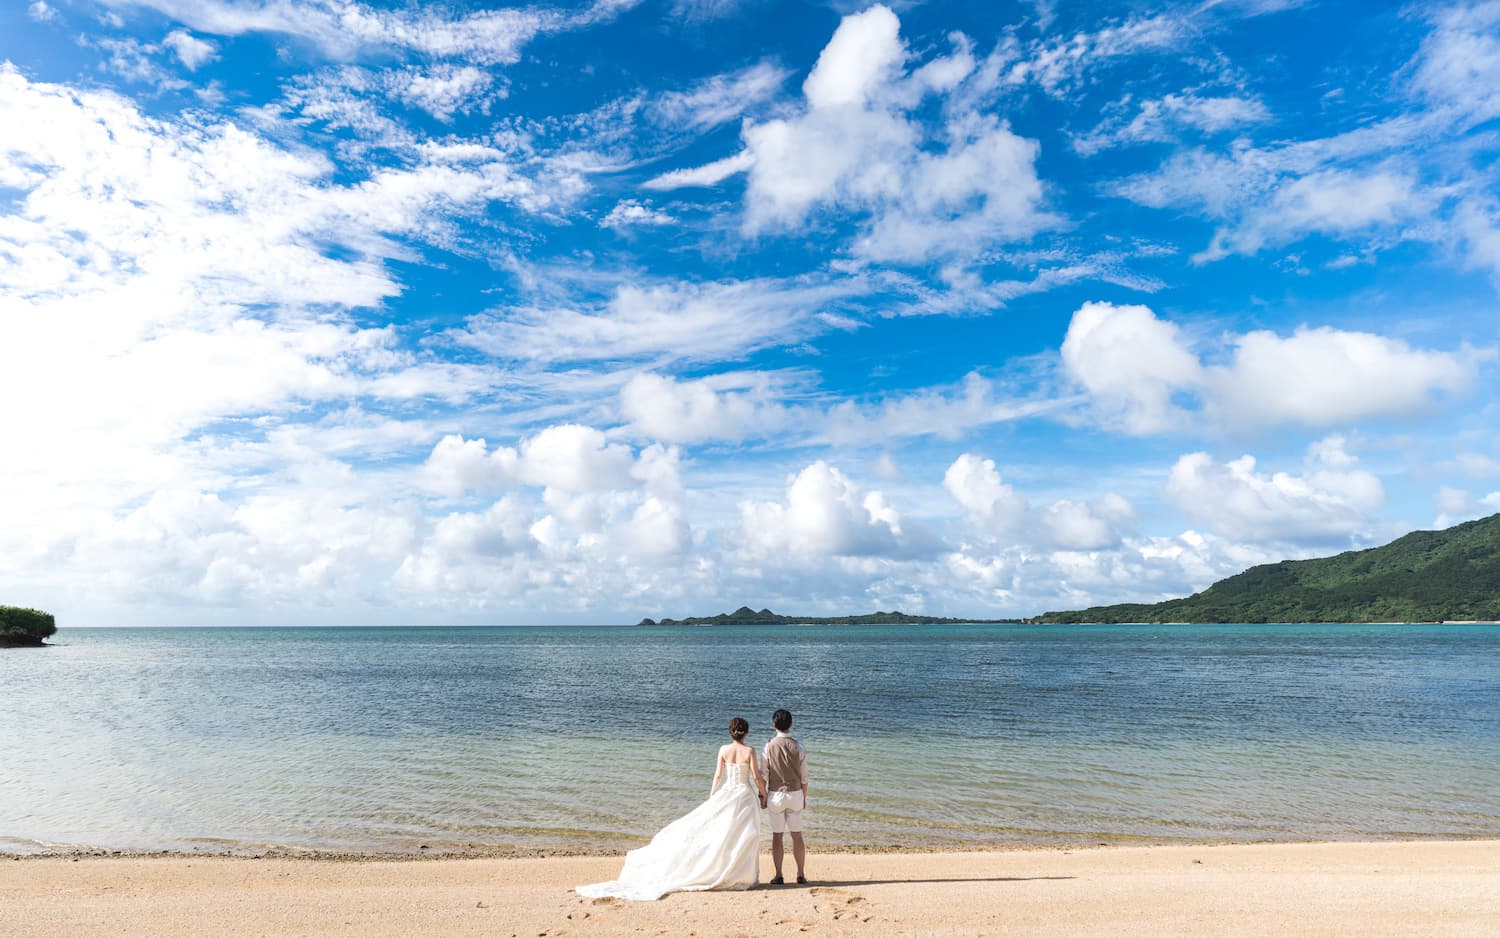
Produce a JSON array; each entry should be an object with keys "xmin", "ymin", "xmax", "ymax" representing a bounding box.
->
[
  {"xmin": 1164, "ymin": 448, "xmax": 1384, "ymax": 544},
  {"xmin": 162, "ymin": 29, "xmax": 218, "ymax": 69},
  {"xmin": 1060, "ymin": 301, "xmax": 1203, "ymax": 433},
  {"xmin": 1059, "ymin": 301, "xmax": 1478, "ymax": 434},
  {"xmin": 620, "ymin": 372, "xmax": 789, "ymax": 444},
  {"xmin": 1206, "ymin": 325, "xmax": 1476, "ymax": 426},
  {"xmin": 649, "ymin": 4, "xmax": 1051, "ymax": 267},
  {"xmin": 601, "ymin": 199, "xmax": 673, "ymax": 229},
  {"xmin": 394, "ymin": 64, "xmax": 495, "ymax": 121},
  {"xmin": 943, "ymin": 453, "xmax": 1134, "ymax": 550},
  {"xmin": 942, "ymin": 454, "xmax": 1028, "ymax": 530},
  {"xmin": 1433, "ymin": 485, "xmax": 1500, "ymax": 527},
  {"xmin": 800, "ymin": 4, "xmax": 907, "ymax": 109},
  {"xmin": 740, "ymin": 461, "xmax": 940, "ymax": 558}
]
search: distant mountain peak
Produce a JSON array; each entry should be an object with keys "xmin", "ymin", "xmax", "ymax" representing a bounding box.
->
[{"xmin": 639, "ymin": 607, "xmax": 1018, "ymax": 627}]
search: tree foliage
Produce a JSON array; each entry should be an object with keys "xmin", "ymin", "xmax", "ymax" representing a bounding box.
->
[{"xmin": 0, "ymin": 605, "xmax": 57, "ymax": 646}]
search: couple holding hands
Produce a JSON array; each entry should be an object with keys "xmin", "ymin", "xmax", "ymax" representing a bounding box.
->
[{"xmin": 578, "ymin": 709, "xmax": 810, "ymax": 902}]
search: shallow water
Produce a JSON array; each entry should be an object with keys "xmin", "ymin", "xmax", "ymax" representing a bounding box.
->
[{"xmin": 2, "ymin": 624, "xmax": 1497, "ymax": 854}]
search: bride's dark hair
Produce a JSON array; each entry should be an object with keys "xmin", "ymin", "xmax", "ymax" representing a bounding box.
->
[{"xmin": 728, "ymin": 717, "xmax": 749, "ymax": 741}]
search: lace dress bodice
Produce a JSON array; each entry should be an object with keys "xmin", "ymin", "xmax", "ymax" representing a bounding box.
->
[{"xmin": 721, "ymin": 762, "xmax": 752, "ymax": 790}]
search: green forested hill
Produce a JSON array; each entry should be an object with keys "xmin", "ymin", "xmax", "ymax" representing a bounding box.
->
[{"xmin": 1031, "ymin": 513, "xmax": 1500, "ymax": 624}]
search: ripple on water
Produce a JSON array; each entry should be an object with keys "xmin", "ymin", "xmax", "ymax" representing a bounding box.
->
[{"xmin": 2, "ymin": 623, "xmax": 1498, "ymax": 854}]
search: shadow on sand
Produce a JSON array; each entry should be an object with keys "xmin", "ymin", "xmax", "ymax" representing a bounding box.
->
[{"xmin": 772, "ymin": 876, "xmax": 1076, "ymax": 888}]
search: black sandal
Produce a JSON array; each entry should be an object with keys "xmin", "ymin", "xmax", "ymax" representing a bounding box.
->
[{"xmin": 769, "ymin": 875, "xmax": 784, "ymax": 885}]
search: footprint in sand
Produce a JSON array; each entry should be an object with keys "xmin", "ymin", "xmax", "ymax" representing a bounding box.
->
[
  {"xmin": 566, "ymin": 896, "xmax": 621, "ymax": 928},
  {"xmin": 807, "ymin": 886, "xmax": 872, "ymax": 922}
]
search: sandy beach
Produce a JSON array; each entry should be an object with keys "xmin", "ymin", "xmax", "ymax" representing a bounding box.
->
[{"xmin": 3, "ymin": 840, "xmax": 1497, "ymax": 937}]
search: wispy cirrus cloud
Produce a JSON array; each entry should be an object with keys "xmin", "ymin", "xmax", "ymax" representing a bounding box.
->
[
  {"xmin": 255, "ymin": 62, "xmax": 510, "ymax": 152},
  {"xmin": 1102, "ymin": 3, "xmax": 1500, "ymax": 272},
  {"xmin": 616, "ymin": 368, "xmax": 1068, "ymax": 448},
  {"xmin": 99, "ymin": 0, "xmax": 640, "ymax": 65},
  {"xmin": 0, "ymin": 61, "xmax": 570, "ymax": 500},
  {"xmin": 454, "ymin": 275, "xmax": 867, "ymax": 366},
  {"xmin": 642, "ymin": 151, "xmax": 753, "ymax": 190},
  {"xmin": 1072, "ymin": 91, "xmax": 1270, "ymax": 155},
  {"xmin": 648, "ymin": 59, "xmax": 790, "ymax": 132},
  {"xmin": 1112, "ymin": 127, "xmax": 1444, "ymax": 264},
  {"xmin": 1411, "ymin": 1, "xmax": 1500, "ymax": 128},
  {"xmin": 1003, "ymin": 0, "xmax": 1311, "ymax": 98},
  {"xmin": 1005, "ymin": 9, "xmax": 1193, "ymax": 94}
]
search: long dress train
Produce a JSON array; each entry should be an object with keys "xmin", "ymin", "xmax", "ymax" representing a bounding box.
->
[{"xmin": 577, "ymin": 763, "xmax": 762, "ymax": 901}]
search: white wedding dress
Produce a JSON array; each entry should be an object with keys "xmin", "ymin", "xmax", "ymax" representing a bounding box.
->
[{"xmin": 577, "ymin": 762, "xmax": 762, "ymax": 901}]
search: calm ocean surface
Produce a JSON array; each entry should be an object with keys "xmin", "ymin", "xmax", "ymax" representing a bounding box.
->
[{"xmin": 2, "ymin": 624, "xmax": 1498, "ymax": 855}]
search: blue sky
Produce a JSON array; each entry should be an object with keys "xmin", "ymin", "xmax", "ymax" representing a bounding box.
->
[{"xmin": 2, "ymin": 0, "xmax": 1498, "ymax": 625}]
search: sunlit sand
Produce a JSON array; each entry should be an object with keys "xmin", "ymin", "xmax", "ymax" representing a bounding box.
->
[{"xmin": 5, "ymin": 840, "xmax": 1497, "ymax": 936}]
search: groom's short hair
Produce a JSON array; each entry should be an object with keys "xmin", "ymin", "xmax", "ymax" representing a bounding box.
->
[{"xmin": 772, "ymin": 709, "xmax": 793, "ymax": 732}]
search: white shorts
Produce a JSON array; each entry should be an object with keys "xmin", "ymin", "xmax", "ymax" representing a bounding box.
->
[{"xmin": 766, "ymin": 790, "xmax": 805, "ymax": 834}]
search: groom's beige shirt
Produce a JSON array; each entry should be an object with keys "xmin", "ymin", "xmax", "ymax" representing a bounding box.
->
[{"xmin": 763, "ymin": 732, "xmax": 808, "ymax": 793}]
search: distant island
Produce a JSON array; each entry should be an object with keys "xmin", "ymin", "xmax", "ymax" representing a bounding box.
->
[
  {"xmin": 640, "ymin": 606, "xmax": 1021, "ymax": 626},
  {"xmin": 1030, "ymin": 513, "xmax": 1500, "ymax": 624},
  {"xmin": 0, "ymin": 605, "xmax": 57, "ymax": 647}
]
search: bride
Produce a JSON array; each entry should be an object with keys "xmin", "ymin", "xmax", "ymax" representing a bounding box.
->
[{"xmin": 578, "ymin": 717, "xmax": 768, "ymax": 901}]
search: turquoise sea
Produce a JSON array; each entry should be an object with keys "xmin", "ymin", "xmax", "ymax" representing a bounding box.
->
[{"xmin": 2, "ymin": 624, "xmax": 1497, "ymax": 855}]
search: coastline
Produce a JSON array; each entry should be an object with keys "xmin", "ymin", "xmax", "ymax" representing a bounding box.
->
[
  {"xmin": 8, "ymin": 829, "xmax": 1500, "ymax": 862},
  {"xmin": 4, "ymin": 839, "xmax": 1496, "ymax": 936}
]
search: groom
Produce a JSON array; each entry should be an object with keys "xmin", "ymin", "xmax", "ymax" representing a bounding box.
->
[{"xmin": 763, "ymin": 708, "xmax": 809, "ymax": 885}]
